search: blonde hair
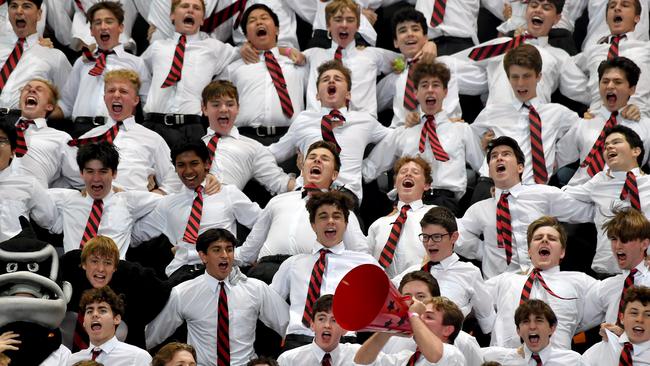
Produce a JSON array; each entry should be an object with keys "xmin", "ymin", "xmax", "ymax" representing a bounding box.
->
[
  {"xmin": 104, "ymin": 69, "xmax": 141, "ymax": 92},
  {"xmin": 325, "ymin": 0, "xmax": 360, "ymax": 27},
  {"xmin": 171, "ymin": 0, "xmax": 205, "ymax": 13},
  {"xmin": 80, "ymin": 236, "xmax": 120, "ymax": 267}
]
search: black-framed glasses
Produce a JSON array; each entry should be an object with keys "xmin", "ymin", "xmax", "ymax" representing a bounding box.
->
[{"xmin": 418, "ymin": 233, "xmax": 450, "ymax": 243}]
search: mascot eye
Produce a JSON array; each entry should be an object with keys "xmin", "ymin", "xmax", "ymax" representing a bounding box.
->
[
  {"xmin": 6, "ymin": 263, "xmax": 18, "ymax": 272},
  {"xmin": 27, "ymin": 262, "xmax": 39, "ymax": 272}
]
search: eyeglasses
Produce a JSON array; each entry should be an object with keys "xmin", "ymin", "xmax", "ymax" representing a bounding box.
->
[
  {"xmin": 418, "ymin": 233, "xmax": 450, "ymax": 243},
  {"xmin": 0, "ymin": 137, "xmax": 9, "ymax": 146}
]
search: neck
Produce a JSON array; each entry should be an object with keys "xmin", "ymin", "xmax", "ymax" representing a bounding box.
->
[{"xmin": 91, "ymin": 334, "xmax": 113, "ymax": 347}]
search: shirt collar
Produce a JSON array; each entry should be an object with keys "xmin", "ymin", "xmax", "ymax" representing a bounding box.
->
[
  {"xmin": 526, "ymin": 35, "xmax": 548, "ymax": 47},
  {"xmin": 524, "ymin": 343, "xmax": 552, "ymax": 363},
  {"xmin": 516, "ymin": 97, "xmax": 541, "ymax": 111},
  {"xmin": 259, "ymin": 46, "xmax": 280, "ymax": 60},
  {"xmin": 495, "ymin": 182, "xmax": 523, "ymax": 199},
  {"xmin": 97, "ymin": 43, "xmax": 125, "ymax": 56},
  {"xmin": 320, "ymin": 106, "xmax": 348, "ymax": 115},
  {"xmin": 17, "ymin": 117, "xmax": 47, "ymax": 129},
  {"xmin": 312, "ymin": 241, "xmax": 345, "ymax": 255},
  {"xmin": 174, "ymin": 31, "xmax": 200, "ymax": 42},
  {"xmin": 607, "ymin": 167, "xmax": 642, "ymax": 179},
  {"xmin": 182, "ymin": 180, "xmax": 207, "ymax": 195},
  {"xmin": 596, "ymin": 106, "xmax": 624, "ymax": 121},
  {"xmin": 333, "ymin": 40, "xmax": 356, "ymax": 52},
  {"xmin": 438, "ymin": 253, "xmax": 459, "ymax": 268},
  {"xmin": 619, "ymin": 333, "xmax": 650, "ymax": 355},
  {"xmin": 419, "ymin": 110, "xmax": 448, "ymax": 123},
  {"xmin": 204, "ymin": 271, "xmax": 233, "ymax": 293},
  {"xmin": 539, "ymin": 265, "xmax": 561, "ymax": 274},
  {"xmin": 206, "ymin": 126, "xmax": 239, "ymax": 139},
  {"xmin": 629, "ymin": 261, "xmax": 650, "ymax": 276},
  {"xmin": 309, "ymin": 341, "xmax": 336, "ymax": 363},
  {"xmin": 89, "ymin": 335, "xmax": 119, "ymax": 352},
  {"xmin": 108, "ymin": 116, "xmax": 136, "ymax": 130},
  {"xmin": 397, "ymin": 200, "xmax": 423, "ymax": 211},
  {"xmin": 12, "ymin": 32, "xmax": 39, "ymax": 47},
  {"xmin": 0, "ymin": 166, "xmax": 14, "ymax": 180}
]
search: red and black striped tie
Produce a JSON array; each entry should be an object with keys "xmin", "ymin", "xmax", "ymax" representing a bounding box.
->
[
  {"xmin": 91, "ymin": 348, "xmax": 102, "ymax": 361},
  {"xmin": 419, "ymin": 115, "xmax": 449, "ymax": 161},
  {"xmin": 403, "ymin": 60, "xmax": 418, "ymax": 111},
  {"xmin": 618, "ymin": 268, "xmax": 638, "ymax": 320},
  {"xmin": 68, "ymin": 121, "xmax": 122, "ymax": 146},
  {"xmin": 525, "ymin": 103, "xmax": 548, "ymax": 184},
  {"xmin": 80, "ymin": 199, "xmax": 103, "ymax": 248},
  {"xmin": 520, "ymin": 268, "xmax": 576, "ymax": 304},
  {"xmin": 206, "ymin": 133, "xmax": 220, "ymax": 169},
  {"xmin": 14, "ymin": 119, "xmax": 34, "ymax": 157},
  {"xmin": 302, "ymin": 249, "xmax": 330, "ymax": 327},
  {"xmin": 201, "ymin": 0, "xmax": 248, "ymax": 33},
  {"xmin": 0, "ymin": 38, "xmax": 25, "ymax": 93},
  {"xmin": 378, "ymin": 204, "xmax": 410, "ymax": 269},
  {"xmin": 264, "ymin": 51, "xmax": 294, "ymax": 119},
  {"xmin": 88, "ymin": 49, "xmax": 114, "ymax": 76},
  {"xmin": 468, "ymin": 34, "xmax": 534, "ymax": 61},
  {"xmin": 581, "ymin": 112, "xmax": 618, "ymax": 177},
  {"xmin": 217, "ymin": 281, "xmax": 230, "ymax": 366},
  {"xmin": 619, "ymin": 341, "xmax": 633, "ymax": 366},
  {"xmin": 72, "ymin": 311, "xmax": 88, "ymax": 352},
  {"xmin": 321, "ymin": 109, "xmax": 344, "ymax": 153},
  {"xmin": 608, "ymin": 34, "xmax": 626, "ymax": 61},
  {"xmin": 421, "ymin": 260, "xmax": 439, "ymax": 272},
  {"xmin": 334, "ymin": 46, "xmax": 343, "ymax": 61},
  {"xmin": 74, "ymin": 0, "xmax": 85, "ymax": 12},
  {"xmin": 407, "ymin": 349, "xmax": 421, "ymax": 366},
  {"xmin": 620, "ymin": 171, "xmax": 641, "ymax": 210},
  {"xmin": 321, "ymin": 353, "xmax": 332, "ymax": 366},
  {"xmin": 531, "ymin": 353, "xmax": 542, "ymax": 366},
  {"xmin": 182, "ymin": 186, "xmax": 203, "ymax": 244},
  {"xmin": 496, "ymin": 192, "xmax": 512, "ymax": 265},
  {"xmin": 161, "ymin": 35, "xmax": 187, "ymax": 88},
  {"xmin": 430, "ymin": 0, "xmax": 446, "ymax": 27}
]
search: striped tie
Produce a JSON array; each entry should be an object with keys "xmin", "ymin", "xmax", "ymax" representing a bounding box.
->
[
  {"xmin": 421, "ymin": 260, "xmax": 439, "ymax": 272},
  {"xmin": 496, "ymin": 192, "xmax": 513, "ymax": 265},
  {"xmin": 419, "ymin": 115, "xmax": 449, "ymax": 161},
  {"xmin": 182, "ymin": 186, "xmax": 203, "ymax": 244},
  {"xmin": 378, "ymin": 204, "xmax": 410, "ymax": 269},
  {"xmin": 580, "ymin": 112, "xmax": 618, "ymax": 177},
  {"xmin": 618, "ymin": 268, "xmax": 638, "ymax": 321},
  {"xmin": 88, "ymin": 49, "xmax": 114, "ymax": 76},
  {"xmin": 321, "ymin": 353, "xmax": 332, "ymax": 366},
  {"xmin": 520, "ymin": 268, "xmax": 576, "ymax": 304},
  {"xmin": 68, "ymin": 121, "xmax": 122, "ymax": 147},
  {"xmin": 531, "ymin": 353, "xmax": 542, "ymax": 366},
  {"xmin": 334, "ymin": 46, "xmax": 343, "ymax": 61},
  {"xmin": 71, "ymin": 311, "xmax": 88, "ymax": 352},
  {"xmin": 217, "ymin": 281, "xmax": 230, "ymax": 366},
  {"xmin": 91, "ymin": 348, "xmax": 102, "ymax": 361},
  {"xmin": 619, "ymin": 342, "xmax": 633, "ymax": 366},
  {"xmin": 74, "ymin": 0, "xmax": 85, "ymax": 12},
  {"xmin": 80, "ymin": 199, "xmax": 103, "ymax": 248},
  {"xmin": 264, "ymin": 51, "xmax": 294, "ymax": 119},
  {"xmin": 206, "ymin": 133, "xmax": 220, "ymax": 169},
  {"xmin": 608, "ymin": 34, "xmax": 626, "ymax": 61},
  {"xmin": 302, "ymin": 249, "xmax": 330, "ymax": 327},
  {"xmin": 525, "ymin": 103, "xmax": 548, "ymax": 184},
  {"xmin": 430, "ymin": 0, "xmax": 446, "ymax": 27},
  {"xmin": 0, "ymin": 38, "xmax": 25, "ymax": 93},
  {"xmin": 403, "ymin": 60, "xmax": 418, "ymax": 111},
  {"xmin": 161, "ymin": 35, "xmax": 186, "ymax": 88},
  {"xmin": 321, "ymin": 109, "xmax": 344, "ymax": 153},
  {"xmin": 14, "ymin": 119, "xmax": 34, "ymax": 157},
  {"xmin": 407, "ymin": 349, "xmax": 421, "ymax": 366},
  {"xmin": 468, "ymin": 34, "xmax": 534, "ymax": 61},
  {"xmin": 620, "ymin": 171, "xmax": 641, "ymax": 210},
  {"xmin": 201, "ymin": 0, "xmax": 248, "ymax": 33}
]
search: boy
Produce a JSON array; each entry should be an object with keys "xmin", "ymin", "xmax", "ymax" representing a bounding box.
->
[{"xmin": 67, "ymin": 286, "xmax": 151, "ymax": 365}]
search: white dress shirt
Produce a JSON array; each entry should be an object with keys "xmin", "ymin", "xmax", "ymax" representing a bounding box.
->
[
  {"xmin": 146, "ymin": 268, "xmax": 289, "ymax": 366},
  {"xmin": 0, "ymin": 167, "xmax": 56, "ymax": 242},
  {"xmin": 393, "ymin": 253, "xmax": 496, "ymax": 334},
  {"xmin": 482, "ymin": 344, "xmax": 587, "ymax": 365},
  {"xmin": 60, "ymin": 44, "xmax": 151, "ymax": 119},
  {"xmin": 579, "ymin": 0, "xmax": 649, "ymax": 50},
  {"xmin": 363, "ymin": 111, "xmax": 484, "ymax": 199},
  {"xmin": 42, "ymin": 344, "xmax": 70, "ymax": 366},
  {"xmin": 231, "ymin": 0, "xmax": 299, "ymax": 48},
  {"xmin": 78, "ymin": 116, "xmax": 182, "ymax": 194},
  {"xmin": 269, "ymin": 107, "xmax": 389, "ymax": 201},
  {"xmin": 303, "ymin": 40, "xmax": 397, "ymax": 117},
  {"xmin": 0, "ymin": 33, "xmax": 71, "ymax": 109},
  {"xmin": 277, "ymin": 341, "xmax": 360, "ymax": 366},
  {"xmin": 133, "ymin": 183, "xmax": 261, "ymax": 276},
  {"xmin": 48, "ymin": 189, "xmax": 160, "ymax": 258},
  {"xmin": 372, "ymin": 343, "xmax": 465, "ymax": 366},
  {"xmin": 583, "ymin": 262, "xmax": 650, "ymax": 329},
  {"xmin": 471, "ymin": 98, "xmax": 579, "ymax": 184},
  {"xmin": 486, "ymin": 266, "xmax": 598, "ymax": 349},
  {"xmin": 482, "ymin": 0, "xmax": 583, "ymax": 34},
  {"xmin": 11, "ymin": 117, "xmax": 82, "ymax": 189},
  {"xmin": 270, "ymin": 241, "xmax": 378, "ymax": 336},
  {"xmin": 67, "ymin": 336, "xmax": 151, "ymax": 366},
  {"xmin": 583, "ymin": 330, "xmax": 650, "ymax": 366},
  {"xmin": 457, "ymin": 183, "xmax": 594, "ymax": 278},
  {"xmin": 227, "ymin": 47, "xmax": 307, "ymax": 128},
  {"xmin": 0, "ymin": 2, "xmax": 47, "ymax": 43},
  {"xmin": 415, "ymin": 0, "xmax": 480, "ymax": 44},
  {"xmin": 235, "ymin": 190, "xmax": 368, "ymax": 265},
  {"xmin": 382, "ymin": 331, "xmax": 484, "ymax": 366},
  {"xmin": 202, "ymin": 126, "xmax": 290, "ymax": 194},
  {"xmin": 142, "ymin": 32, "xmax": 237, "ymax": 115},
  {"xmin": 70, "ymin": 0, "xmax": 139, "ymax": 51},
  {"xmin": 366, "ymin": 200, "xmax": 434, "ymax": 278}
]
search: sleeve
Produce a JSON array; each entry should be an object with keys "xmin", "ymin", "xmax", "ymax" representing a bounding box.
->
[
  {"xmin": 561, "ymin": 179, "xmax": 596, "ymax": 203},
  {"xmin": 576, "ymin": 273, "xmax": 601, "ymax": 332},
  {"xmin": 469, "ymin": 270, "xmax": 496, "ymax": 333},
  {"xmin": 480, "ymin": 0, "xmax": 507, "ymax": 21},
  {"xmin": 372, "ymin": 48, "xmax": 400, "ymax": 75},
  {"xmin": 455, "ymin": 203, "xmax": 486, "ymax": 260},
  {"xmin": 60, "ymin": 141, "xmax": 84, "ymax": 189},
  {"xmin": 49, "ymin": 51, "xmax": 73, "ymax": 93},
  {"xmin": 282, "ymin": 0, "xmax": 317, "ymax": 23},
  {"xmin": 343, "ymin": 213, "xmax": 369, "ymax": 254},
  {"xmin": 555, "ymin": 122, "xmax": 582, "ymax": 168},
  {"xmin": 58, "ymin": 58, "xmax": 82, "ymax": 118},
  {"xmin": 462, "ymin": 123, "xmax": 486, "ymax": 171},
  {"xmin": 368, "ymin": 119, "xmax": 391, "ymax": 144},
  {"xmin": 46, "ymin": 188, "xmax": 68, "ymax": 234},
  {"xmin": 270, "ymin": 257, "xmax": 294, "ymax": 299},
  {"xmin": 127, "ymin": 191, "xmax": 163, "ymax": 220},
  {"xmin": 136, "ymin": 58, "xmax": 152, "ymax": 104},
  {"xmin": 28, "ymin": 181, "xmax": 57, "ymax": 229},
  {"xmin": 558, "ymin": 54, "xmax": 591, "ymax": 105},
  {"xmin": 376, "ymin": 72, "xmax": 398, "ymax": 113},
  {"xmin": 257, "ymin": 281, "xmax": 290, "ymax": 337},
  {"xmin": 268, "ymin": 124, "xmax": 299, "ymax": 163},
  {"xmin": 212, "ymin": 41, "xmax": 239, "ymax": 76},
  {"xmin": 43, "ymin": 0, "xmax": 73, "ymax": 46},
  {"xmin": 362, "ymin": 128, "xmax": 399, "ymax": 182},
  {"xmin": 235, "ymin": 206, "xmax": 273, "ymax": 265},
  {"xmin": 580, "ymin": 278, "xmax": 608, "ymax": 331},
  {"xmin": 252, "ymin": 142, "xmax": 292, "ymax": 195},
  {"xmin": 470, "ymin": 107, "xmax": 495, "ymax": 137},
  {"xmin": 450, "ymin": 56, "xmax": 488, "ymax": 96},
  {"xmin": 131, "ymin": 199, "xmax": 169, "ymax": 245},
  {"xmin": 546, "ymin": 186, "xmax": 595, "ymax": 223},
  {"xmin": 145, "ymin": 287, "xmax": 185, "ymax": 349},
  {"xmin": 151, "ymin": 138, "xmax": 183, "ymax": 194},
  {"xmin": 228, "ymin": 187, "xmax": 263, "ymax": 228}
]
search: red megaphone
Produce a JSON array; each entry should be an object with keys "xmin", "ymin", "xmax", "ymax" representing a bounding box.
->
[{"xmin": 333, "ymin": 264, "xmax": 412, "ymax": 334}]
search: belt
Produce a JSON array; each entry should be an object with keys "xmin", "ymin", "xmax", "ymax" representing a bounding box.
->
[
  {"xmin": 74, "ymin": 116, "xmax": 106, "ymax": 126},
  {"xmin": 238, "ymin": 126, "xmax": 289, "ymax": 137},
  {"xmin": 431, "ymin": 35, "xmax": 473, "ymax": 42},
  {"xmin": 147, "ymin": 113, "xmax": 203, "ymax": 126},
  {"xmin": 257, "ymin": 254, "xmax": 291, "ymax": 264},
  {"xmin": 285, "ymin": 333, "xmax": 358, "ymax": 344},
  {"xmin": 0, "ymin": 108, "xmax": 20, "ymax": 116},
  {"xmin": 427, "ymin": 189, "xmax": 456, "ymax": 199}
]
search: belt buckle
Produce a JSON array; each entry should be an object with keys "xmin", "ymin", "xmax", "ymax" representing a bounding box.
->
[
  {"xmin": 255, "ymin": 126, "xmax": 266, "ymax": 137},
  {"xmin": 163, "ymin": 114, "xmax": 175, "ymax": 126},
  {"xmin": 92, "ymin": 117, "xmax": 104, "ymax": 126},
  {"xmin": 0, "ymin": 108, "xmax": 10, "ymax": 115},
  {"xmin": 256, "ymin": 126, "xmax": 275, "ymax": 137}
]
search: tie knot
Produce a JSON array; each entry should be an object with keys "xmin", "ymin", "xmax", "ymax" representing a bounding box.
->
[
  {"xmin": 612, "ymin": 111, "xmax": 619, "ymax": 118},
  {"xmin": 319, "ymin": 248, "xmax": 331, "ymax": 256},
  {"xmin": 323, "ymin": 353, "xmax": 331, "ymax": 361},
  {"xmin": 532, "ymin": 268, "xmax": 541, "ymax": 275},
  {"xmin": 195, "ymin": 185, "xmax": 203, "ymax": 194},
  {"xmin": 17, "ymin": 38, "xmax": 25, "ymax": 45},
  {"xmin": 93, "ymin": 199, "xmax": 103, "ymax": 205},
  {"xmin": 531, "ymin": 353, "xmax": 541, "ymax": 361},
  {"xmin": 425, "ymin": 115, "xmax": 436, "ymax": 126},
  {"xmin": 630, "ymin": 268, "xmax": 639, "ymax": 276},
  {"xmin": 627, "ymin": 171, "xmax": 636, "ymax": 179},
  {"xmin": 500, "ymin": 191, "xmax": 510, "ymax": 199},
  {"xmin": 179, "ymin": 34, "xmax": 187, "ymax": 43},
  {"xmin": 624, "ymin": 341, "xmax": 634, "ymax": 351},
  {"xmin": 17, "ymin": 119, "xmax": 34, "ymax": 130},
  {"xmin": 612, "ymin": 34, "xmax": 626, "ymax": 42},
  {"xmin": 524, "ymin": 103, "xmax": 534, "ymax": 111},
  {"xmin": 219, "ymin": 281, "xmax": 226, "ymax": 288},
  {"xmin": 401, "ymin": 204, "xmax": 411, "ymax": 212},
  {"xmin": 329, "ymin": 109, "xmax": 344, "ymax": 120}
]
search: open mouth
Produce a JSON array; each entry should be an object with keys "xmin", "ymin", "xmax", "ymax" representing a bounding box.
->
[
  {"xmin": 402, "ymin": 178, "xmax": 415, "ymax": 188},
  {"xmin": 613, "ymin": 15, "xmax": 623, "ymax": 24},
  {"xmin": 338, "ymin": 31, "xmax": 349, "ymax": 40},
  {"xmin": 607, "ymin": 151, "xmax": 618, "ymax": 160},
  {"xmin": 324, "ymin": 227, "xmax": 337, "ymax": 239},
  {"xmin": 538, "ymin": 248, "xmax": 551, "ymax": 258},
  {"xmin": 321, "ymin": 330, "xmax": 332, "ymax": 341},
  {"xmin": 632, "ymin": 326, "xmax": 646, "ymax": 336},
  {"xmin": 531, "ymin": 16, "xmax": 543, "ymax": 26},
  {"xmin": 528, "ymin": 333, "xmax": 540, "ymax": 345},
  {"xmin": 428, "ymin": 247, "xmax": 439, "ymax": 255},
  {"xmin": 90, "ymin": 321, "xmax": 102, "ymax": 331},
  {"xmin": 90, "ymin": 184, "xmax": 104, "ymax": 194},
  {"xmin": 217, "ymin": 261, "xmax": 229, "ymax": 270},
  {"xmin": 14, "ymin": 19, "xmax": 26, "ymax": 28},
  {"xmin": 183, "ymin": 16, "xmax": 195, "ymax": 25},
  {"xmin": 25, "ymin": 96, "xmax": 38, "ymax": 107},
  {"xmin": 425, "ymin": 96, "xmax": 437, "ymax": 106},
  {"xmin": 310, "ymin": 166, "xmax": 322, "ymax": 176},
  {"xmin": 111, "ymin": 102, "xmax": 123, "ymax": 113},
  {"xmin": 256, "ymin": 27, "xmax": 267, "ymax": 37},
  {"xmin": 100, "ymin": 32, "xmax": 110, "ymax": 42},
  {"xmin": 404, "ymin": 39, "xmax": 417, "ymax": 46},
  {"xmin": 617, "ymin": 250, "xmax": 627, "ymax": 262},
  {"xmin": 217, "ymin": 116, "xmax": 230, "ymax": 124},
  {"xmin": 183, "ymin": 174, "xmax": 198, "ymax": 183},
  {"xmin": 327, "ymin": 85, "xmax": 337, "ymax": 96},
  {"xmin": 606, "ymin": 92, "xmax": 617, "ymax": 104},
  {"xmin": 496, "ymin": 164, "xmax": 506, "ymax": 173}
]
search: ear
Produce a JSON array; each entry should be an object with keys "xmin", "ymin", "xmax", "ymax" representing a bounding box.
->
[
  {"xmin": 198, "ymin": 250, "xmax": 208, "ymax": 264},
  {"xmin": 45, "ymin": 102, "xmax": 54, "ymax": 112},
  {"xmin": 441, "ymin": 324, "xmax": 455, "ymax": 340},
  {"xmin": 450, "ymin": 231, "xmax": 459, "ymax": 244},
  {"xmin": 330, "ymin": 169, "xmax": 339, "ymax": 182},
  {"xmin": 113, "ymin": 313, "xmax": 121, "ymax": 326},
  {"xmin": 118, "ymin": 23, "xmax": 125, "ymax": 34},
  {"xmin": 641, "ymin": 238, "xmax": 650, "ymax": 254},
  {"xmin": 134, "ymin": 95, "xmax": 140, "ymax": 107},
  {"xmin": 559, "ymin": 247, "xmax": 566, "ymax": 261}
]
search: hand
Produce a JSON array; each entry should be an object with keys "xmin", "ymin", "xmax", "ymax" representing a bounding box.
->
[
  {"xmin": 147, "ymin": 25, "xmax": 157, "ymax": 42},
  {"xmin": 287, "ymin": 176, "xmax": 297, "ymax": 191},
  {"xmin": 583, "ymin": 110, "xmax": 595, "ymax": 120},
  {"xmin": 112, "ymin": 185, "xmax": 124, "ymax": 193},
  {"xmin": 414, "ymin": 41, "xmax": 437, "ymax": 64},
  {"xmin": 514, "ymin": 26, "xmax": 525, "ymax": 37},
  {"xmin": 241, "ymin": 42, "xmax": 260, "ymax": 64},
  {"xmin": 284, "ymin": 48, "xmax": 306, "ymax": 65},
  {"xmin": 599, "ymin": 322, "xmax": 623, "ymax": 341},
  {"xmin": 449, "ymin": 117, "xmax": 465, "ymax": 123},
  {"xmin": 408, "ymin": 298, "xmax": 426, "ymax": 316},
  {"xmin": 204, "ymin": 174, "xmax": 222, "ymax": 195},
  {"xmin": 481, "ymin": 130, "xmax": 495, "ymax": 151},
  {"xmin": 503, "ymin": 3, "xmax": 513, "ymax": 20},
  {"xmin": 622, "ymin": 104, "xmax": 641, "ymax": 121},
  {"xmin": 404, "ymin": 111, "xmax": 420, "ymax": 128},
  {"xmin": 38, "ymin": 37, "xmax": 54, "ymax": 48},
  {"xmin": 147, "ymin": 174, "xmax": 157, "ymax": 192},
  {"xmin": 361, "ymin": 8, "xmax": 377, "ymax": 26},
  {"xmin": 0, "ymin": 331, "xmax": 20, "ymax": 353}
]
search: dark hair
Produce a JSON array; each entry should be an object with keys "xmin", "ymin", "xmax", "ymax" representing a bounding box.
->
[
  {"xmin": 391, "ymin": 8, "xmax": 427, "ymax": 41},
  {"xmin": 306, "ymin": 191, "xmax": 353, "ymax": 224},
  {"xmin": 429, "ymin": 297, "xmax": 464, "ymax": 342},
  {"xmin": 598, "ymin": 57, "xmax": 641, "ymax": 87},
  {"xmin": 0, "ymin": 120, "xmax": 17, "ymax": 151},
  {"xmin": 420, "ymin": 206, "xmax": 458, "ymax": 233},
  {"xmin": 9, "ymin": 0, "xmax": 43, "ymax": 8},
  {"xmin": 602, "ymin": 208, "xmax": 650, "ymax": 243},
  {"xmin": 514, "ymin": 299, "xmax": 557, "ymax": 328},
  {"xmin": 530, "ymin": 0, "xmax": 564, "ymax": 14},
  {"xmin": 76, "ymin": 141, "xmax": 119, "ymax": 172},
  {"xmin": 196, "ymin": 228, "xmax": 238, "ymax": 254},
  {"xmin": 398, "ymin": 270, "xmax": 440, "ymax": 297},
  {"xmin": 151, "ymin": 342, "xmax": 196, "ymax": 366},
  {"xmin": 202, "ymin": 80, "xmax": 239, "ymax": 106},
  {"xmin": 306, "ymin": 141, "xmax": 341, "ymax": 172},
  {"xmin": 79, "ymin": 286, "xmax": 125, "ymax": 318},
  {"xmin": 604, "ymin": 125, "xmax": 645, "ymax": 167},
  {"xmin": 171, "ymin": 139, "xmax": 211, "ymax": 165},
  {"xmin": 316, "ymin": 60, "xmax": 352, "ymax": 92},
  {"xmin": 312, "ymin": 294, "xmax": 334, "ymax": 318},
  {"xmin": 486, "ymin": 135, "xmax": 525, "ymax": 166},
  {"xmin": 527, "ymin": 216, "xmax": 567, "ymax": 249},
  {"xmin": 605, "ymin": 0, "xmax": 642, "ymax": 17},
  {"xmin": 87, "ymin": 1, "xmax": 125, "ymax": 24},
  {"xmin": 240, "ymin": 4, "xmax": 279, "ymax": 35},
  {"xmin": 394, "ymin": 156, "xmax": 432, "ymax": 185},
  {"xmin": 623, "ymin": 286, "xmax": 650, "ymax": 314},
  {"xmin": 503, "ymin": 44, "xmax": 542, "ymax": 76},
  {"xmin": 412, "ymin": 61, "xmax": 451, "ymax": 89},
  {"xmin": 247, "ymin": 357, "xmax": 279, "ymax": 366}
]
